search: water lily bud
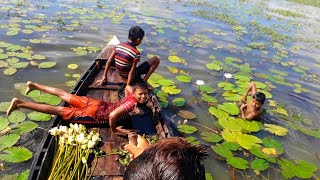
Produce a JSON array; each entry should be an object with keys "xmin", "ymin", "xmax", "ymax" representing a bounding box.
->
[
  {"xmin": 49, "ymin": 127, "xmax": 59, "ymax": 136},
  {"xmin": 88, "ymin": 140, "xmax": 95, "ymax": 149},
  {"xmin": 59, "ymin": 126, "xmax": 68, "ymax": 134},
  {"xmin": 67, "ymin": 136, "xmax": 74, "ymax": 145},
  {"xmin": 81, "ymin": 157, "xmax": 87, "ymax": 164},
  {"xmin": 92, "ymin": 134, "xmax": 101, "ymax": 143},
  {"xmin": 81, "ymin": 144, "xmax": 88, "ymax": 150},
  {"xmin": 183, "ymin": 119, "xmax": 188, "ymax": 125},
  {"xmin": 76, "ymin": 133, "xmax": 85, "ymax": 144}
]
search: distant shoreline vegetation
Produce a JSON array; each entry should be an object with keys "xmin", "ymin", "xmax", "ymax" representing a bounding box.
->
[{"xmin": 287, "ymin": 0, "xmax": 320, "ymax": 8}]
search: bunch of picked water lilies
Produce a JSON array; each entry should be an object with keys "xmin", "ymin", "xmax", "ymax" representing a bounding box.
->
[{"xmin": 48, "ymin": 123, "xmax": 101, "ymax": 180}]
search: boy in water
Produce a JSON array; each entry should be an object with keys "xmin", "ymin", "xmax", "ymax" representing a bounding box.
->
[
  {"xmin": 97, "ymin": 26, "xmax": 159, "ymax": 95},
  {"xmin": 6, "ymin": 81, "xmax": 149, "ymax": 135},
  {"xmin": 240, "ymin": 82, "xmax": 266, "ymax": 120}
]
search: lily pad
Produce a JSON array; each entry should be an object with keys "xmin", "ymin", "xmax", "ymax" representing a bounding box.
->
[
  {"xmin": 168, "ymin": 55, "xmax": 185, "ymax": 63},
  {"xmin": 206, "ymin": 63, "xmax": 221, "ymax": 71},
  {"xmin": 161, "ymin": 86, "xmax": 181, "ymax": 95},
  {"xmin": 226, "ymin": 157, "xmax": 249, "ymax": 170},
  {"xmin": 31, "ymin": 93, "xmax": 61, "ymax": 105},
  {"xmin": 38, "ymin": 62, "xmax": 56, "ymax": 69},
  {"xmin": 221, "ymin": 129, "xmax": 242, "ymax": 142},
  {"xmin": 262, "ymin": 137, "xmax": 284, "ymax": 155},
  {"xmin": 67, "ymin": 64, "xmax": 78, "ymax": 70},
  {"xmin": 219, "ymin": 117, "xmax": 242, "ymax": 131},
  {"xmin": 11, "ymin": 121, "xmax": 38, "ymax": 135},
  {"xmin": 200, "ymin": 132, "xmax": 222, "ymax": 143},
  {"xmin": 249, "ymin": 146, "xmax": 277, "ymax": 163},
  {"xmin": 209, "ymin": 107, "xmax": 229, "ymax": 119},
  {"xmin": 222, "ymin": 141, "xmax": 240, "ymax": 151},
  {"xmin": 0, "ymin": 102, "xmax": 10, "ymax": 112},
  {"xmin": 158, "ymin": 79, "xmax": 175, "ymax": 86},
  {"xmin": 218, "ymin": 103, "xmax": 240, "ymax": 115},
  {"xmin": 201, "ymin": 93, "xmax": 218, "ymax": 103},
  {"xmin": 66, "ymin": 80, "xmax": 77, "ymax": 87},
  {"xmin": 167, "ymin": 66, "xmax": 179, "ymax": 73},
  {"xmin": 27, "ymin": 112, "xmax": 52, "ymax": 122},
  {"xmin": 177, "ymin": 125, "xmax": 197, "ymax": 134},
  {"xmin": 199, "ymin": 85, "xmax": 216, "ymax": 94},
  {"xmin": 8, "ymin": 111, "xmax": 26, "ymax": 124},
  {"xmin": 172, "ymin": 97, "xmax": 185, "ymax": 107},
  {"xmin": 0, "ymin": 116, "xmax": 9, "ymax": 131},
  {"xmin": 3, "ymin": 67, "xmax": 17, "ymax": 75},
  {"xmin": 185, "ymin": 136, "xmax": 200, "ymax": 146},
  {"xmin": 264, "ymin": 124, "xmax": 288, "ymax": 136},
  {"xmin": 273, "ymin": 107, "xmax": 288, "ymax": 116},
  {"xmin": 211, "ymin": 144, "xmax": 233, "ymax": 158},
  {"xmin": 251, "ymin": 158, "xmax": 269, "ymax": 171},
  {"xmin": 0, "ymin": 134, "xmax": 21, "ymax": 151},
  {"xmin": 236, "ymin": 134, "xmax": 262, "ymax": 150},
  {"xmin": 177, "ymin": 110, "xmax": 196, "ymax": 119},
  {"xmin": 176, "ymin": 75, "xmax": 191, "ymax": 83},
  {"xmin": 12, "ymin": 62, "xmax": 29, "ymax": 69},
  {"xmin": 0, "ymin": 147, "xmax": 32, "ymax": 163}
]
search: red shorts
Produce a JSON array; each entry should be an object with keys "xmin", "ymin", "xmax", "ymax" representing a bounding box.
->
[{"xmin": 62, "ymin": 95, "xmax": 100, "ymax": 120}]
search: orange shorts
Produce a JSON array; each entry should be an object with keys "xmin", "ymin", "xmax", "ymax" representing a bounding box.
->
[{"xmin": 62, "ymin": 95, "xmax": 100, "ymax": 120}]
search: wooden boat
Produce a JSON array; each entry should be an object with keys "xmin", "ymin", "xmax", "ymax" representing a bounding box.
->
[{"xmin": 28, "ymin": 44, "xmax": 177, "ymax": 180}]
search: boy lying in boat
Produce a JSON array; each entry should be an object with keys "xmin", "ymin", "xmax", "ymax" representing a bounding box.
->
[
  {"xmin": 6, "ymin": 81, "xmax": 149, "ymax": 135},
  {"xmin": 96, "ymin": 26, "xmax": 159, "ymax": 95},
  {"xmin": 123, "ymin": 135, "xmax": 208, "ymax": 180},
  {"xmin": 240, "ymin": 82, "xmax": 266, "ymax": 120}
]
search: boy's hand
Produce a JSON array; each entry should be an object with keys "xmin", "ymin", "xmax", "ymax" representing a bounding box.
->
[
  {"xmin": 240, "ymin": 103, "xmax": 247, "ymax": 110},
  {"xmin": 124, "ymin": 135, "xmax": 149, "ymax": 159},
  {"xmin": 241, "ymin": 97, "xmax": 246, "ymax": 103},
  {"xmin": 96, "ymin": 78, "xmax": 107, "ymax": 86}
]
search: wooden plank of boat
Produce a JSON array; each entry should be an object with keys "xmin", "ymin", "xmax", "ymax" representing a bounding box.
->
[{"xmin": 28, "ymin": 45, "xmax": 176, "ymax": 180}]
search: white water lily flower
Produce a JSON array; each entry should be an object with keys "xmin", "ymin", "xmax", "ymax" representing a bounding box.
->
[
  {"xmin": 223, "ymin": 73, "xmax": 233, "ymax": 79},
  {"xmin": 91, "ymin": 134, "xmax": 101, "ymax": 143},
  {"xmin": 59, "ymin": 126, "xmax": 68, "ymax": 134},
  {"xmin": 49, "ymin": 127, "xmax": 59, "ymax": 136},
  {"xmin": 81, "ymin": 144, "xmax": 88, "ymax": 150},
  {"xmin": 195, "ymin": 80, "xmax": 205, "ymax": 86},
  {"xmin": 82, "ymin": 157, "xmax": 87, "ymax": 164},
  {"xmin": 88, "ymin": 140, "xmax": 95, "ymax": 149},
  {"xmin": 183, "ymin": 119, "xmax": 188, "ymax": 125},
  {"xmin": 76, "ymin": 133, "xmax": 85, "ymax": 144},
  {"xmin": 67, "ymin": 136, "xmax": 74, "ymax": 145},
  {"xmin": 73, "ymin": 123, "xmax": 80, "ymax": 132}
]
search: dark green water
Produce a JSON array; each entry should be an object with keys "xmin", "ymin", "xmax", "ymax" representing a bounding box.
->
[{"xmin": 0, "ymin": 0, "xmax": 319, "ymax": 179}]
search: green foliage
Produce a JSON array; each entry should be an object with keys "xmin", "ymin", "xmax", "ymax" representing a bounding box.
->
[
  {"xmin": 38, "ymin": 62, "xmax": 56, "ymax": 68},
  {"xmin": 200, "ymin": 132, "xmax": 222, "ymax": 143},
  {"xmin": 185, "ymin": 136, "xmax": 200, "ymax": 145},
  {"xmin": 219, "ymin": 117, "xmax": 242, "ymax": 131},
  {"xmin": 211, "ymin": 144, "xmax": 233, "ymax": 158},
  {"xmin": 201, "ymin": 93, "xmax": 218, "ymax": 103},
  {"xmin": 278, "ymin": 158, "xmax": 318, "ymax": 179},
  {"xmin": 209, "ymin": 107, "xmax": 229, "ymax": 119},
  {"xmin": 67, "ymin": 64, "xmax": 78, "ymax": 70},
  {"xmin": 11, "ymin": 121, "xmax": 38, "ymax": 135},
  {"xmin": 264, "ymin": 124, "xmax": 288, "ymax": 136},
  {"xmin": 222, "ymin": 141, "xmax": 240, "ymax": 151},
  {"xmin": 27, "ymin": 111, "xmax": 52, "ymax": 121},
  {"xmin": 206, "ymin": 63, "xmax": 221, "ymax": 71},
  {"xmin": 172, "ymin": 97, "xmax": 185, "ymax": 107},
  {"xmin": 236, "ymin": 134, "xmax": 262, "ymax": 150},
  {"xmin": 0, "ymin": 147, "xmax": 32, "ymax": 163},
  {"xmin": 249, "ymin": 146, "xmax": 277, "ymax": 163},
  {"xmin": 199, "ymin": 85, "xmax": 216, "ymax": 94},
  {"xmin": 162, "ymin": 85, "xmax": 181, "ymax": 94},
  {"xmin": 168, "ymin": 55, "xmax": 186, "ymax": 64},
  {"xmin": 31, "ymin": 93, "xmax": 61, "ymax": 105},
  {"xmin": 0, "ymin": 134, "xmax": 20, "ymax": 151},
  {"xmin": 17, "ymin": 169, "xmax": 30, "ymax": 180},
  {"xmin": 176, "ymin": 75, "xmax": 192, "ymax": 82},
  {"xmin": 177, "ymin": 110, "xmax": 196, "ymax": 119},
  {"xmin": 262, "ymin": 137, "xmax": 284, "ymax": 155},
  {"xmin": 205, "ymin": 172, "xmax": 213, "ymax": 180},
  {"xmin": 251, "ymin": 158, "xmax": 269, "ymax": 171},
  {"xmin": 221, "ymin": 129, "xmax": 242, "ymax": 142},
  {"xmin": 8, "ymin": 111, "xmax": 26, "ymax": 124},
  {"xmin": 0, "ymin": 116, "xmax": 9, "ymax": 131},
  {"xmin": 3, "ymin": 67, "xmax": 17, "ymax": 75},
  {"xmin": 290, "ymin": 123, "xmax": 320, "ymax": 139},
  {"xmin": 177, "ymin": 125, "xmax": 197, "ymax": 134},
  {"xmin": 226, "ymin": 157, "xmax": 249, "ymax": 170},
  {"xmin": 218, "ymin": 103, "xmax": 240, "ymax": 115}
]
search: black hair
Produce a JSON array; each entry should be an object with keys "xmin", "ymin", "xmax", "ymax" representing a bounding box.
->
[
  {"xmin": 253, "ymin": 92, "xmax": 266, "ymax": 104},
  {"xmin": 132, "ymin": 79, "xmax": 148, "ymax": 90},
  {"xmin": 128, "ymin": 26, "xmax": 145, "ymax": 42},
  {"xmin": 124, "ymin": 138, "xmax": 208, "ymax": 180}
]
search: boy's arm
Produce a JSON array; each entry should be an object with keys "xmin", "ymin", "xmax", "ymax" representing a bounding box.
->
[
  {"xmin": 241, "ymin": 82, "xmax": 257, "ymax": 103},
  {"xmin": 127, "ymin": 61, "xmax": 138, "ymax": 85},
  {"xmin": 97, "ymin": 51, "xmax": 115, "ymax": 85},
  {"xmin": 109, "ymin": 105, "xmax": 128, "ymax": 134}
]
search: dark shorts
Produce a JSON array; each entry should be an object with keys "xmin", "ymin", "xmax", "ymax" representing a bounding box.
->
[{"xmin": 136, "ymin": 61, "xmax": 151, "ymax": 79}]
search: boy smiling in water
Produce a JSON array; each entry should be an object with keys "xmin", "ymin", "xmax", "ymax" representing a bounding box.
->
[{"xmin": 240, "ymin": 82, "xmax": 266, "ymax": 120}]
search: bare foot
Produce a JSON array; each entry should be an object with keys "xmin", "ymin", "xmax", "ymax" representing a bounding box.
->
[
  {"xmin": 7, "ymin": 98, "xmax": 20, "ymax": 116},
  {"xmin": 25, "ymin": 81, "xmax": 35, "ymax": 95}
]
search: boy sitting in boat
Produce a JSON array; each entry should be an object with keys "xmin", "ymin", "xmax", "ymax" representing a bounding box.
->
[
  {"xmin": 6, "ymin": 81, "xmax": 149, "ymax": 135},
  {"xmin": 97, "ymin": 26, "xmax": 159, "ymax": 95},
  {"xmin": 240, "ymin": 82, "xmax": 266, "ymax": 120},
  {"xmin": 123, "ymin": 135, "xmax": 208, "ymax": 180}
]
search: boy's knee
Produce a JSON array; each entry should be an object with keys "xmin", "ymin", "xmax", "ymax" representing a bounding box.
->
[
  {"xmin": 149, "ymin": 56, "xmax": 160, "ymax": 65},
  {"xmin": 250, "ymin": 82, "xmax": 256, "ymax": 87}
]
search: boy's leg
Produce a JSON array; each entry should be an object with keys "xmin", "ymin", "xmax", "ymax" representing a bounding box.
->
[
  {"xmin": 26, "ymin": 81, "xmax": 72, "ymax": 103},
  {"xmin": 136, "ymin": 56, "xmax": 159, "ymax": 82},
  {"xmin": 7, "ymin": 98, "xmax": 63, "ymax": 116}
]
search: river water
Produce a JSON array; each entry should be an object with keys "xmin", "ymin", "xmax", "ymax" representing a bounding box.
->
[{"xmin": 0, "ymin": 0, "xmax": 319, "ymax": 179}]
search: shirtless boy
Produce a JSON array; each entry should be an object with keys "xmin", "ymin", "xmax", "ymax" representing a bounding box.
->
[
  {"xmin": 7, "ymin": 81, "xmax": 149, "ymax": 135},
  {"xmin": 240, "ymin": 82, "xmax": 266, "ymax": 120},
  {"xmin": 97, "ymin": 26, "xmax": 159, "ymax": 96}
]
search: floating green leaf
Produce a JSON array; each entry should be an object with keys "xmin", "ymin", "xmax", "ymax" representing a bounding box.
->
[
  {"xmin": 264, "ymin": 124, "xmax": 288, "ymax": 136},
  {"xmin": 206, "ymin": 63, "xmax": 221, "ymax": 71},
  {"xmin": 0, "ymin": 116, "xmax": 9, "ymax": 131},
  {"xmin": 211, "ymin": 144, "xmax": 233, "ymax": 158},
  {"xmin": 31, "ymin": 93, "xmax": 61, "ymax": 105},
  {"xmin": 168, "ymin": 55, "xmax": 185, "ymax": 63},
  {"xmin": 11, "ymin": 121, "xmax": 38, "ymax": 135},
  {"xmin": 227, "ymin": 157, "xmax": 249, "ymax": 170},
  {"xmin": 290, "ymin": 123, "xmax": 320, "ymax": 139},
  {"xmin": 162, "ymin": 86, "xmax": 181, "ymax": 95},
  {"xmin": 177, "ymin": 125, "xmax": 197, "ymax": 134},
  {"xmin": 67, "ymin": 64, "xmax": 78, "ymax": 70},
  {"xmin": 209, "ymin": 107, "xmax": 229, "ymax": 119},
  {"xmin": 238, "ymin": 119, "xmax": 262, "ymax": 133},
  {"xmin": 251, "ymin": 158, "xmax": 269, "ymax": 171},
  {"xmin": 199, "ymin": 85, "xmax": 216, "ymax": 94},
  {"xmin": 176, "ymin": 75, "xmax": 191, "ymax": 82},
  {"xmin": 27, "ymin": 112, "xmax": 51, "ymax": 122},
  {"xmin": 17, "ymin": 169, "xmax": 30, "ymax": 180},
  {"xmin": 172, "ymin": 97, "xmax": 185, "ymax": 107},
  {"xmin": 0, "ymin": 147, "xmax": 32, "ymax": 163},
  {"xmin": 273, "ymin": 107, "xmax": 288, "ymax": 116},
  {"xmin": 222, "ymin": 141, "xmax": 240, "ymax": 151},
  {"xmin": 205, "ymin": 172, "xmax": 213, "ymax": 180},
  {"xmin": 200, "ymin": 132, "xmax": 222, "ymax": 143},
  {"xmin": 218, "ymin": 103, "xmax": 240, "ymax": 115},
  {"xmin": 219, "ymin": 117, "xmax": 242, "ymax": 131},
  {"xmin": 158, "ymin": 79, "xmax": 174, "ymax": 86},
  {"xmin": 167, "ymin": 66, "xmax": 179, "ymax": 73},
  {"xmin": 269, "ymin": 69, "xmax": 288, "ymax": 76},
  {"xmin": 177, "ymin": 110, "xmax": 196, "ymax": 119},
  {"xmin": 201, "ymin": 93, "xmax": 218, "ymax": 103},
  {"xmin": 66, "ymin": 80, "xmax": 77, "ymax": 87},
  {"xmin": 8, "ymin": 111, "xmax": 26, "ymax": 124},
  {"xmin": 221, "ymin": 129, "xmax": 242, "ymax": 142},
  {"xmin": 12, "ymin": 62, "xmax": 29, "ymax": 69},
  {"xmin": 185, "ymin": 136, "xmax": 200, "ymax": 146},
  {"xmin": 249, "ymin": 146, "xmax": 277, "ymax": 163},
  {"xmin": 38, "ymin": 62, "xmax": 56, "ymax": 69},
  {"xmin": 0, "ymin": 102, "xmax": 10, "ymax": 112},
  {"xmin": 0, "ymin": 134, "xmax": 20, "ymax": 151},
  {"xmin": 236, "ymin": 134, "xmax": 262, "ymax": 150},
  {"xmin": 262, "ymin": 137, "xmax": 284, "ymax": 155},
  {"xmin": 3, "ymin": 67, "xmax": 17, "ymax": 75},
  {"xmin": 234, "ymin": 74, "xmax": 250, "ymax": 82}
]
